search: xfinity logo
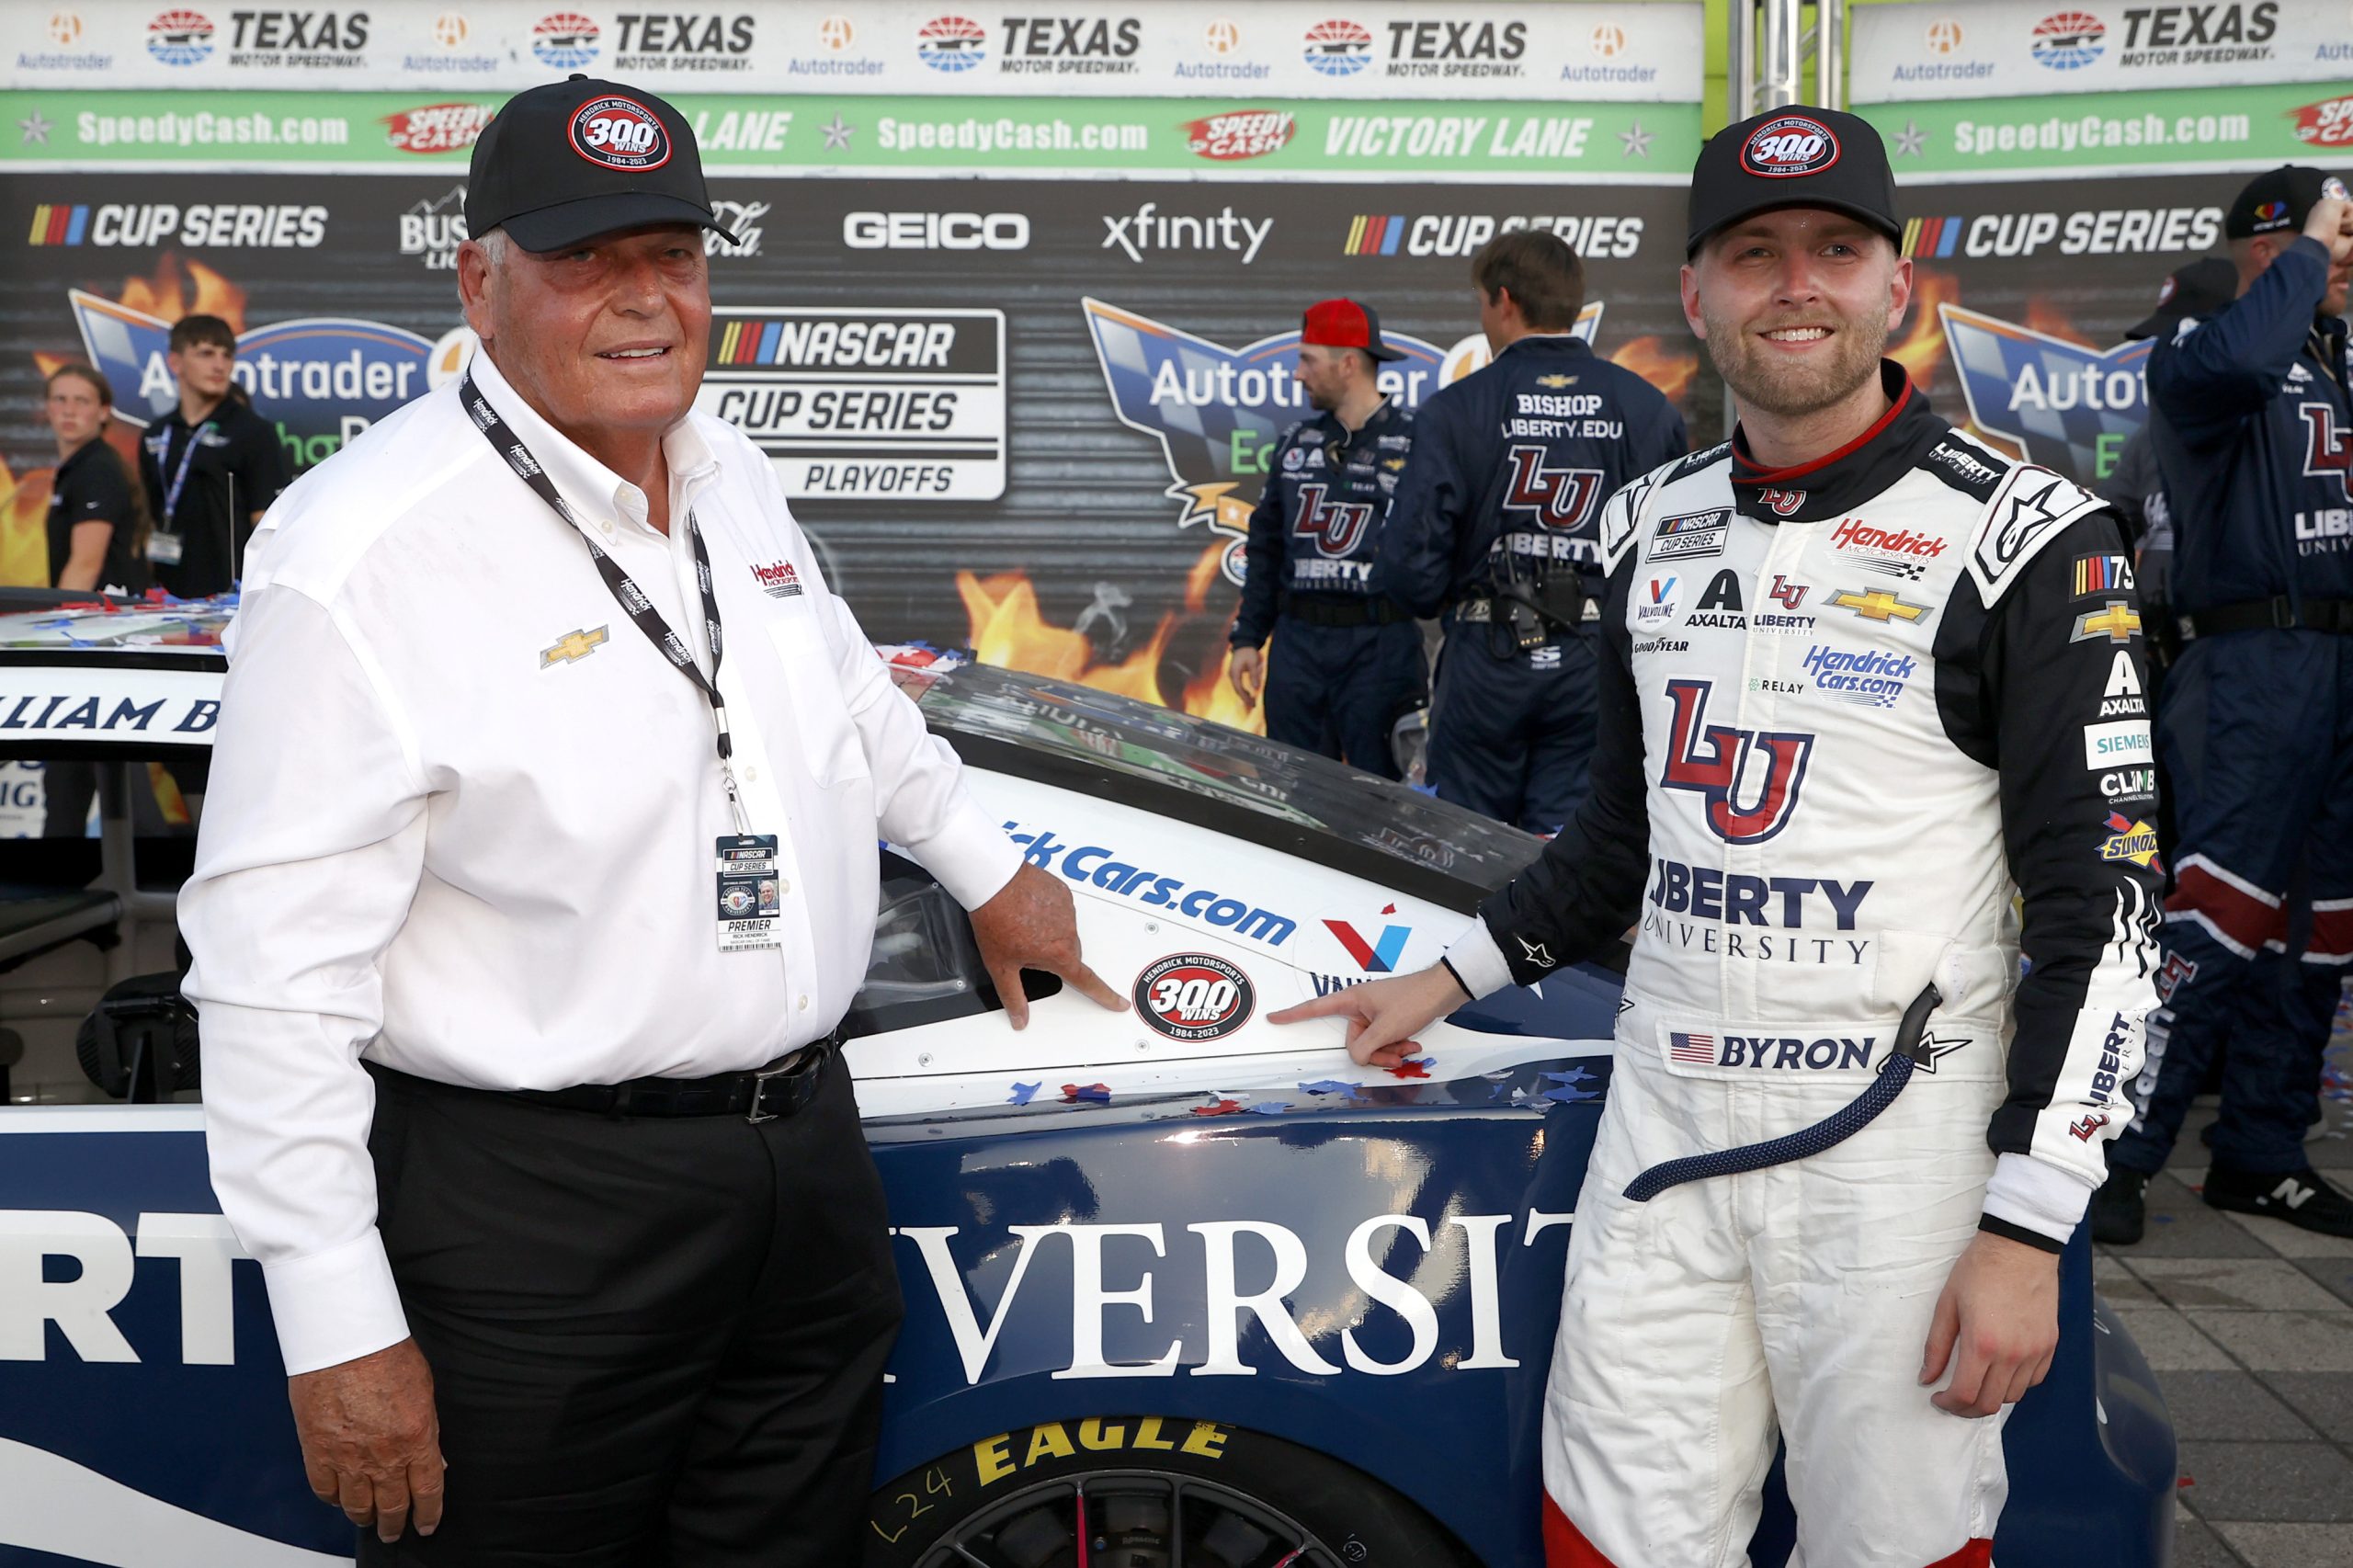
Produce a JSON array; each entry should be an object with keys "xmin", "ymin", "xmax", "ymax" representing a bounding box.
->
[
  {"xmin": 1102, "ymin": 202, "xmax": 1272, "ymax": 265},
  {"xmin": 845, "ymin": 210, "xmax": 1029, "ymax": 251}
]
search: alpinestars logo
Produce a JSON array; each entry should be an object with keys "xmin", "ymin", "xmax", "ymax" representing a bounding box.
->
[
  {"xmin": 1659, "ymin": 678, "xmax": 1814, "ymax": 844},
  {"xmin": 1292, "ymin": 483, "xmax": 1375, "ymax": 557},
  {"xmin": 1501, "ymin": 446, "xmax": 1603, "ymax": 532}
]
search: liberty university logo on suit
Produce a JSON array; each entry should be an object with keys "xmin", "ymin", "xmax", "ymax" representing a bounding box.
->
[
  {"xmin": 1502, "ymin": 445, "xmax": 1605, "ymax": 532},
  {"xmin": 1659, "ymin": 678, "xmax": 1814, "ymax": 843},
  {"xmin": 1292, "ymin": 483, "xmax": 1378, "ymax": 557},
  {"xmin": 2303, "ymin": 403, "xmax": 2352, "ymax": 502}
]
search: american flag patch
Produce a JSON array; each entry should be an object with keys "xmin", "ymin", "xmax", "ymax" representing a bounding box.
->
[{"xmin": 1669, "ymin": 1031, "xmax": 1717, "ymax": 1065}]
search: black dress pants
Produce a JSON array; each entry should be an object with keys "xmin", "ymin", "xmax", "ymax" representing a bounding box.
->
[{"xmin": 358, "ymin": 1051, "xmax": 902, "ymax": 1566}]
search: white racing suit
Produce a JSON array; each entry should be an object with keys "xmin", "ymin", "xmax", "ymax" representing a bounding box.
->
[{"xmin": 1443, "ymin": 365, "xmax": 2163, "ymax": 1567}]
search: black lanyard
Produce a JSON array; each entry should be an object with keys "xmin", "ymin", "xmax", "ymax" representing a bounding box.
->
[{"xmin": 460, "ymin": 370, "xmax": 750, "ymax": 823}]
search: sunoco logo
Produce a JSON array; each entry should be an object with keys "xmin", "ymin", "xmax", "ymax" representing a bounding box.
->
[
  {"xmin": 917, "ymin": 14, "xmax": 986, "ymax": 70},
  {"xmin": 145, "ymin": 9, "xmax": 215, "ymax": 64},
  {"xmin": 1741, "ymin": 115, "xmax": 1839, "ymax": 177},
  {"xmin": 69, "ymin": 290, "xmax": 434, "ymax": 469},
  {"xmin": 1302, "ymin": 17, "xmax": 1371, "ymax": 74},
  {"xmin": 531, "ymin": 10, "xmax": 598, "ymax": 68}
]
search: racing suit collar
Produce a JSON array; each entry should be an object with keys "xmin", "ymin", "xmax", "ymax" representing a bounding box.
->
[
  {"xmin": 1499, "ymin": 334, "xmax": 1593, "ymax": 361},
  {"xmin": 1728, "ymin": 360, "xmax": 1943, "ymax": 525}
]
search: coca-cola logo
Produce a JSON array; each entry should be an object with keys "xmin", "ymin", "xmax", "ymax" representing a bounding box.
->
[
  {"xmin": 1740, "ymin": 114, "xmax": 1840, "ymax": 179},
  {"xmin": 1182, "ymin": 109, "xmax": 1296, "ymax": 163}
]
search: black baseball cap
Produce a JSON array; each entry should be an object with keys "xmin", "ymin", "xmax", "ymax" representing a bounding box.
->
[
  {"xmin": 2125, "ymin": 257, "xmax": 2237, "ymax": 340},
  {"xmin": 1688, "ymin": 106, "xmax": 1900, "ymax": 256},
  {"xmin": 466, "ymin": 74, "xmax": 736, "ymax": 254},
  {"xmin": 1302, "ymin": 298, "xmax": 1405, "ymax": 362},
  {"xmin": 2223, "ymin": 165, "xmax": 2348, "ymax": 241}
]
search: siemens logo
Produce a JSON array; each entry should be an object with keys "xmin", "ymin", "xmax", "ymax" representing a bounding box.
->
[{"xmin": 843, "ymin": 211, "xmax": 1029, "ymax": 251}]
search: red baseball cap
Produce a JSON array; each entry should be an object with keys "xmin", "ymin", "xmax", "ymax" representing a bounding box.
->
[{"xmin": 1302, "ymin": 298, "xmax": 1405, "ymax": 362}]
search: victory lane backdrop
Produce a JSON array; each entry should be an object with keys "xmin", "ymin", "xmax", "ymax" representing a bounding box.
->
[{"xmin": 1, "ymin": 172, "xmax": 1698, "ymax": 722}]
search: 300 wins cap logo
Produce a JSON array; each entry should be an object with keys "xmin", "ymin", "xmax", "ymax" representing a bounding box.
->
[
  {"xmin": 1133, "ymin": 953, "xmax": 1255, "ymax": 1043},
  {"xmin": 1740, "ymin": 114, "xmax": 1839, "ymax": 178},
  {"xmin": 569, "ymin": 96, "xmax": 671, "ymax": 171}
]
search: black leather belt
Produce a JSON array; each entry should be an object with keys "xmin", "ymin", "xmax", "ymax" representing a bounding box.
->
[
  {"xmin": 2187, "ymin": 596, "xmax": 2353, "ymax": 638},
  {"xmin": 375, "ymin": 1033, "xmax": 838, "ymax": 1124},
  {"xmin": 1282, "ymin": 593, "xmax": 1408, "ymax": 628}
]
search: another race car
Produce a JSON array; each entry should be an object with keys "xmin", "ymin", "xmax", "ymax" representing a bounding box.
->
[{"xmin": 0, "ymin": 594, "xmax": 2175, "ymax": 1567}]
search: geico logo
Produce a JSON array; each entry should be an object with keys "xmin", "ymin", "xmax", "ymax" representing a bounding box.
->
[
  {"xmin": 892, "ymin": 1212, "xmax": 1573, "ymax": 1381},
  {"xmin": 90, "ymin": 203, "xmax": 327, "ymax": 248},
  {"xmin": 0, "ymin": 1210, "xmax": 245, "ymax": 1364},
  {"xmin": 614, "ymin": 12, "xmax": 756, "ymax": 52},
  {"xmin": 842, "ymin": 211, "xmax": 1029, "ymax": 250},
  {"xmin": 227, "ymin": 10, "xmax": 369, "ymax": 51},
  {"xmin": 583, "ymin": 113, "xmax": 659, "ymax": 154},
  {"xmin": 1401, "ymin": 213, "xmax": 1642, "ymax": 259}
]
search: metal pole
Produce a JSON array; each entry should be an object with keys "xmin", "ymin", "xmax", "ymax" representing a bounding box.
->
[
  {"xmin": 1761, "ymin": 0, "xmax": 1802, "ymax": 112},
  {"xmin": 1819, "ymin": 0, "xmax": 1846, "ymax": 109},
  {"xmin": 1732, "ymin": 0, "xmax": 1757, "ymax": 122}
]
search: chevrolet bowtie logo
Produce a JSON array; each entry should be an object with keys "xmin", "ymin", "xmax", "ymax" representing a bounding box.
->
[
  {"xmin": 2071, "ymin": 600, "xmax": 2143, "ymax": 644},
  {"xmin": 1828, "ymin": 588, "xmax": 1928, "ymax": 623},
  {"xmin": 540, "ymin": 625, "xmax": 609, "ymax": 667},
  {"xmin": 1535, "ymin": 374, "xmax": 1577, "ymax": 389}
]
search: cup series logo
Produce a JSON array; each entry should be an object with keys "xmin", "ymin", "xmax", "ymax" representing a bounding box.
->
[
  {"xmin": 570, "ymin": 96, "xmax": 671, "ymax": 171},
  {"xmin": 1133, "ymin": 953, "xmax": 1255, "ymax": 1043},
  {"xmin": 1741, "ymin": 115, "xmax": 1840, "ymax": 179}
]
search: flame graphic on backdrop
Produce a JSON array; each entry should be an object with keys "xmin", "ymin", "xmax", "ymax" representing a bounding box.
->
[
  {"xmin": 1610, "ymin": 336, "xmax": 1699, "ymax": 407},
  {"xmin": 960, "ymin": 540, "xmax": 1266, "ymax": 732},
  {"xmin": 9, "ymin": 254, "xmax": 249, "ymax": 583},
  {"xmin": 1891, "ymin": 268, "xmax": 1958, "ymax": 388}
]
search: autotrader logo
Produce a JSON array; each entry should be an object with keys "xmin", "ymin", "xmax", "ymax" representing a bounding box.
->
[
  {"xmin": 2030, "ymin": 11, "xmax": 2105, "ymax": 70},
  {"xmin": 48, "ymin": 11, "xmax": 84, "ymax": 45},
  {"xmin": 1925, "ymin": 17, "xmax": 1963, "ymax": 53},
  {"xmin": 1302, "ymin": 17, "xmax": 1371, "ymax": 75},
  {"xmin": 917, "ymin": 14, "xmax": 986, "ymax": 70},
  {"xmin": 532, "ymin": 11, "xmax": 599, "ymax": 68},
  {"xmin": 146, "ymin": 9, "xmax": 215, "ymax": 65}
]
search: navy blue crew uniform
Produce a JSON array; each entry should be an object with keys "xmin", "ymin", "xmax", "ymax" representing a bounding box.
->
[
  {"xmin": 1230, "ymin": 396, "xmax": 1423, "ymax": 776},
  {"xmin": 2111, "ymin": 171, "xmax": 2353, "ymax": 1189},
  {"xmin": 1380, "ymin": 334, "xmax": 1686, "ymax": 832}
]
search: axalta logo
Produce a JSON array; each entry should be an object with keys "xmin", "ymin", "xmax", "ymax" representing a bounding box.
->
[
  {"xmin": 2030, "ymin": 10, "xmax": 2105, "ymax": 71},
  {"xmin": 1182, "ymin": 109, "xmax": 1296, "ymax": 162},
  {"xmin": 1341, "ymin": 212, "xmax": 1642, "ymax": 260},
  {"xmin": 385, "ymin": 101, "xmax": 493, "ymax": 154},
  {"xmin": 999, "ymin": 15, "xmax": 1142, "ymax": 73},
  {"xmin": 845, "ymin": 211, "xmax": 1029, "ymax": 251},
  {"xmin": 145, "ymin": 8, "xmax": 215, "ymax": 64},
  {"xmin": 1740, "ymin": 114, "xmax": 1839, "ymax": 177},
  {"xmin": 1833, "ymin": 518, "xmax": 1945, "ymax": 558},
  {"xmin": 1381, "ymin": 17, "xmax": 1528, "ymax": 78},
  {"xmin": 2293, "ymin": 95, "xmax": 2353, "ymax": 149},
  {"xmin": 70, "ymin": 290, "xmax": 433, "ymax": 468},
  {"xmin": 570, "ymin": 96, "xmax": 670, "ymax": 171},
  {"xmin": 1302, "ymin": 17, "xmax": 1372, "ymax": 75},
  {"xmin": 612, "ymin": 12, "xmax": 756, "ymax": 67},
  {"xmin": 224, "ymin": 9, "xmax": 369, "ymax": 66},
  {"xmin": 916, "ymin": 14, "xmax": 986, "ymax": 70},
  {"xmin": 1659, "ymin": 678, "xmax": 1814, "ymax": 844},
  {"xmin": 531, "ymin": 10, "xmax": 598, "ymax": 68},
  {"xmin": 750, "ymin": 559, "xmax": 802, "ymax": 597},
  {"xmin": 28, "ymin": 202, "xmax": 325, "ymax": 249},
  {"xmin": 1102, "ymin": 202, "xmax": 1272, "ymax": 265}
]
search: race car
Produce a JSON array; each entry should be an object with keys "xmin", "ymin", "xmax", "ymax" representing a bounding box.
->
[{"xmin": 0, "ymin": 594, "xmax": 2174, "ymax": 1567}]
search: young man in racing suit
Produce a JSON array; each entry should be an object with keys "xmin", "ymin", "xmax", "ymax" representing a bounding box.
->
[{"xmin": 1274, "ymin": 108, "xmax": 2160, "ymax": 1566}]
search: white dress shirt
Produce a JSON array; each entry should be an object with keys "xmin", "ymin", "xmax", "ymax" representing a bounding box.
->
[{"xmin": 181, "ymin": 351, "xmax": 1021, "ymax": 1376}]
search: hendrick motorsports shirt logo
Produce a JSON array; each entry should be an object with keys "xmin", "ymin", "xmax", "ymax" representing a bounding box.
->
[
  {"xmin": 68, "ymin": 291, "xmax": 434, "ymax": 468},
  {"xmin": 1939, "ymin": 303, "xmax": 2151, "ymax": 483},
  {"xmin": 1082, "ymin": 299, "xmax": 1448, "ymax": 566}
]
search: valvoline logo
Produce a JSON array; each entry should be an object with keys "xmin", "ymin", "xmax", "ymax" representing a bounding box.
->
[
  {"xmin": 69, "ymin": 291, "xmax": 435, "ymax": 470},
  {"xmin": 570, "ymin": 96, "xmax": 671, "ymax": 172},
  {"xmin": 1740, "ymin": 115, "xmax": 1839, "ymax": 178},
  {"xmin": 1324, "ymin": 909, "xmax": 1410, "ymax": 972}
]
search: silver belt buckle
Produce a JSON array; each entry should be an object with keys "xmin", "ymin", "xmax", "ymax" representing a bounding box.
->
[{"xmin": 744, "ymin": 1051, "xmax": 802, "ymax": 1124}]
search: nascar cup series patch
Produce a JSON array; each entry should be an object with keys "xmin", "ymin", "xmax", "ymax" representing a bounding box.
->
[
  {"xmin": 1133, "ymin": 953, "xmax": 1255, "ymax": 1043},
  {"xmin": 570, "ymin": 96, "xmax": 672, "ymax": 171},
  {"xmin": 1741, "ymin": 115, "xmax": 1840, "ymax": 178}
]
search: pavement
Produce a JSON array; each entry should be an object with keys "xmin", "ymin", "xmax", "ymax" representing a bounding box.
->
[{"xmin": 2092, "ymin": 1034, "xmax": 2353, "ymax": 1567}]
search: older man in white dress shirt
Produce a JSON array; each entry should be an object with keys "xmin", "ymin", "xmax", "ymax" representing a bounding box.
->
[{"xmin": 181, "ymin": 75, "xmax": 1121, "ymax": 1564}]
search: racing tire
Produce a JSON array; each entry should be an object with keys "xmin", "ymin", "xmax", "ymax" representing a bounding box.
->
[{"xmin": 865, "ymin": 1414, "xmax": 1472, "ymax": 1568}]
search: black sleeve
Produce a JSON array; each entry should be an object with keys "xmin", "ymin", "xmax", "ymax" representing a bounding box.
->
[
  {"xmin": 233, "ymin": 411, "xmax": 292, "ymax": 515},
  {"xmin": 137, "ymin": 433, "xmax": 165, "ymax": 520},
  {"xmin": 1230, "ymin": 460, "xmax": 1287, "ymax": 650},
  {"xmin": 65, "ymin": 452, "xmax": 133, "ymax": 526},
  {"xmin": 1473, "ymin": 550, "xmax": 1652, "ymax": 981},
  {"xmin": 1375, "ymin": 394, "xmax": 1471, "ymax": 620},
  {"xmin": 1936, "ymin": 509, "xmax": 2163, "ymax": 1235}
]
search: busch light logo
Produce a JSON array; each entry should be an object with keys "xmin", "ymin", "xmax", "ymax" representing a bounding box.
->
[
  {"xmin": 145, "ymin": 8, "xmax": 214, "ymax": 64},
  {"xmin": 917, "ymin": 14, "xmax": 986, "ymax": 70},
  {"xmin": 533, "ymin": 11, "xmax": 600, "ymax": 68},
  {"xmin": 2030, "ymin": 10, "xmax": 2105, "ymax": 70},
  {"xmin": 69, "ymin": 291, "xmax": 433, "ymax": 470},
  {"xmin": 1302, "ymin": 17, "xmax": 1372, "ymax": 75},
  {"xmin": 1939, "ymin": 303, "xmax": 2150, "ymax": 484},
  {"xmin": 1658, "ymin": 677, "xmax": 1813, "ymax": 843},
  {"xmin": 1082, "ymin": 298, "xmax": 1447, "ymax": 578}
]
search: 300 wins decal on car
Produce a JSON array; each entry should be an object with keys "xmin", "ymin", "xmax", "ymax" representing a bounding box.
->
[{"xmin": 1133, "ymin": 953, "xmax": 1255, "ymax": 1042}]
